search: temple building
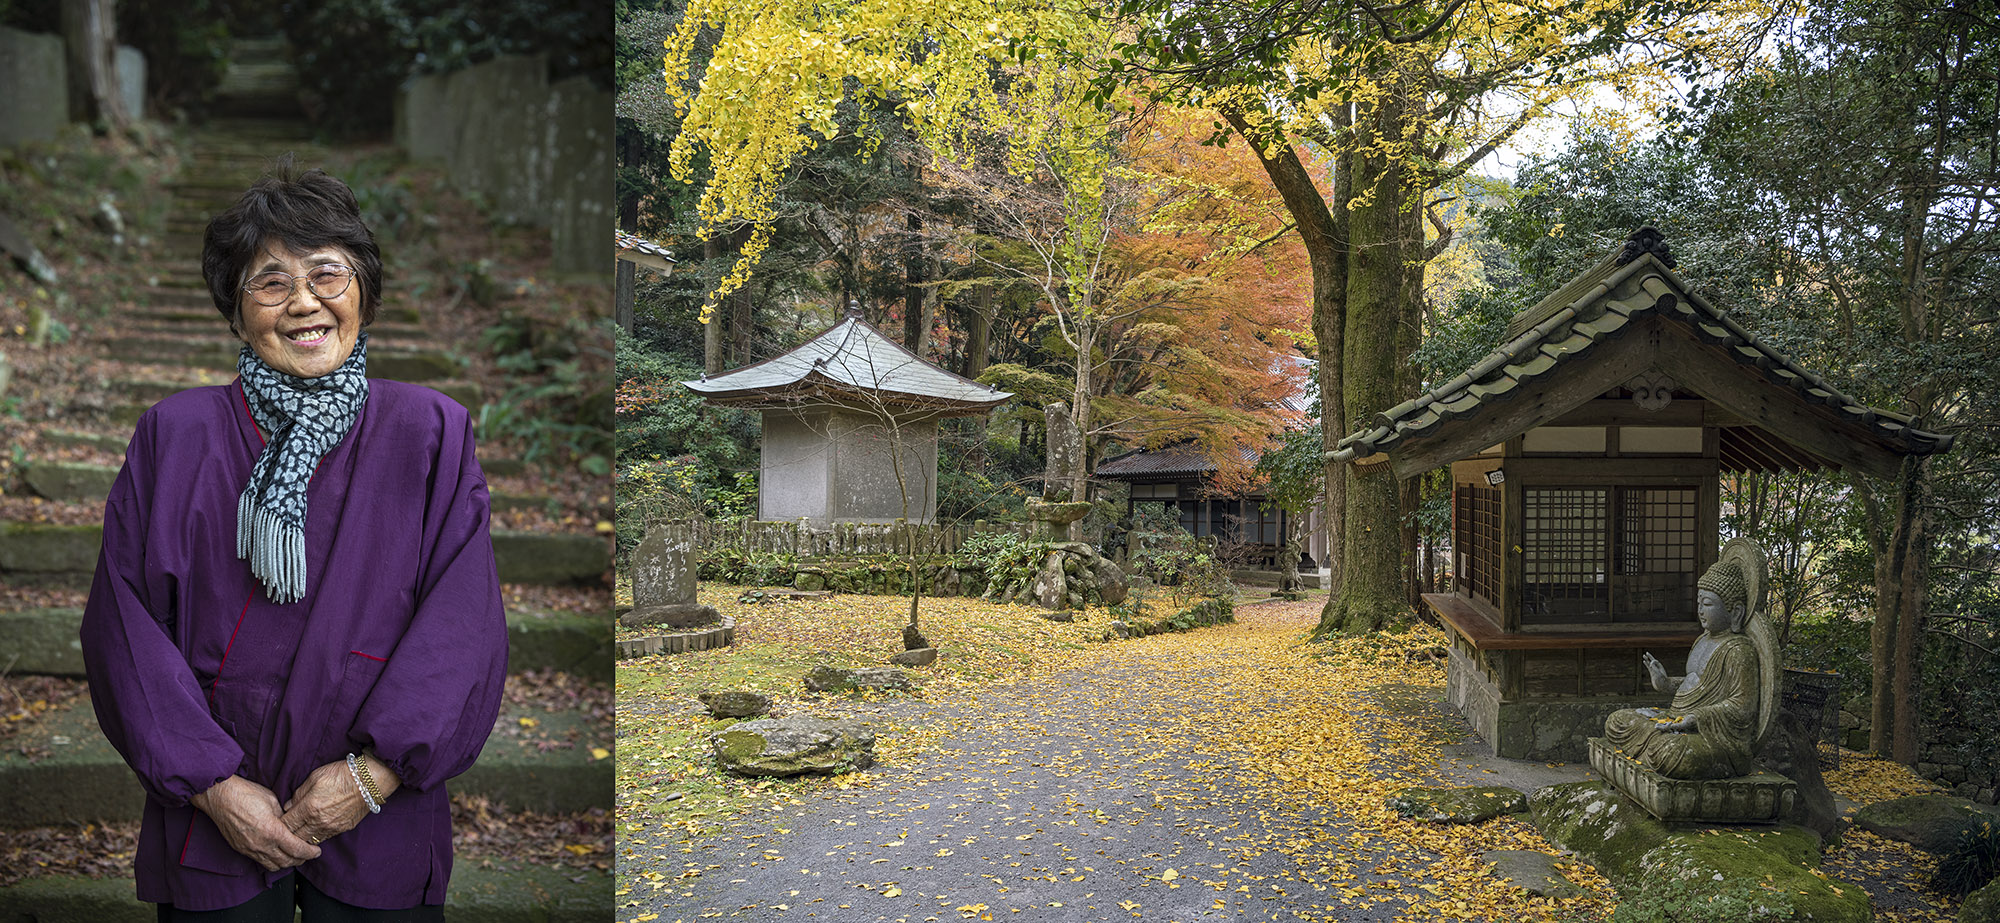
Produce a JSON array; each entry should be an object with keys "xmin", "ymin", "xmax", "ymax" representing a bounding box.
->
[
  {"xmin": 1332, "ymin": 228, "xmax": 1952, "ymax": 760},
  {"xmin": 685, "ymin": 309, "xmax": 1011, "ymax": 526}
]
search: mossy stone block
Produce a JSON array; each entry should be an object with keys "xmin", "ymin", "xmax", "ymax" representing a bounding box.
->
[
  {"xmin": 0, "ymin": 522, "xmax": 102, "ymax": 573},
  {"xmin": 1388, "ymin": 785, "xmax": 1528, "ymax": 823}
]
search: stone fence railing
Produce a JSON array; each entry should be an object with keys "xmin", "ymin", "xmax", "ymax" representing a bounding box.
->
[{"xmin": 659, "ymin": 517, "xmax": 1038, "ymax": 560}]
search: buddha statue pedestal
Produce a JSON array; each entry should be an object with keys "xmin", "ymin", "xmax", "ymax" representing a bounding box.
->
[{"xmin": 1589, "ymin": 737, "xmax": 1797, "ymax": 824}]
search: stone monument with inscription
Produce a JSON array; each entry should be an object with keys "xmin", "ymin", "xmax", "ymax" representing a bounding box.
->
[{"xmin": 620, "ymin": 523, "xmax": 721, "ymax": 630}]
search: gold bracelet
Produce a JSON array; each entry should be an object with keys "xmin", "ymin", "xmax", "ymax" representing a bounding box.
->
[{"xmin": 352, "ymin": 752, "xmax": 386, "ymax": 808}]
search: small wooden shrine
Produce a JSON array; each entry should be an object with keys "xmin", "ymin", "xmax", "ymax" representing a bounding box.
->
[
  {"xmin": 1332, "ymin": 228, "xmax": 1952, "ymax": 760},
  {"xmin": 685, "ymin": 308, "xmax": 1011, "ymax": 527}
]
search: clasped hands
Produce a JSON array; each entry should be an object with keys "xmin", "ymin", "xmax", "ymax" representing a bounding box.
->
[{"xmin": 188, "ymin": 754, "xmax": 402, "ymax": 871}]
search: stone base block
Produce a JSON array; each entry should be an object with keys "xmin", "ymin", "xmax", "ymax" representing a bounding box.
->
[
  {"xmin": 1446, "ymin": 648, "xmax": 1666, "ymax": 761},
  {"xmin": 1588, "ymin": 737, "xmax": 1796, "ymax": 823}
]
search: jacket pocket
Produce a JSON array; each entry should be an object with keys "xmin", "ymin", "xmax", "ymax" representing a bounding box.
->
[{"xmin": 311, "ymin": 652, "xmax": 387, "ymax": 764}]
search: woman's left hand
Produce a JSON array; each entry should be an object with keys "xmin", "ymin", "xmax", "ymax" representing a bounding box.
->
[{"xmin": 281, "ymin": 754, "xmax": 403, "ymax": 845}]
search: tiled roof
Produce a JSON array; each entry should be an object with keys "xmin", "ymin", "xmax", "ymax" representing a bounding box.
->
[
  {"xmin": 1332, "ymin": 231, "xmax": 1952, "ymax": 470},
  {"xmin": 1097, "ymin": 442, "xmax": 1262, "ymax": 479},
  {"xmin": 616, "ymin": 231, "xmax": 675, "ymax": 271},
  {"xmin": 685, "ymin": 313, "xmax": 1011, "ymax": 413}
]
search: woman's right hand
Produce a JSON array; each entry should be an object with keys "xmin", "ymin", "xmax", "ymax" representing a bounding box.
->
[{"xmin": 189, "ymin": 775, "xmax": 322, "ymax": 871}]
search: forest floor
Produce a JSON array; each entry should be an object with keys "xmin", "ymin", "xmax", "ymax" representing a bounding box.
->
[{"xmin": 616, "ymin": 594, "xmax": 1960, "ymax": 923}]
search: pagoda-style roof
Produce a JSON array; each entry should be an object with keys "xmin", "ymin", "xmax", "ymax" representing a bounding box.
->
[
  {"xmin": 616, "ymin": 231, "xmax": 676, "ymax": 273},
  {"xmin": 1333, "ymin": 228, "xmax": 1953, "ymax": 479},
  {"xmin": 685, "ymin": 312, "xmax": 1011, "ymax": 416},
  {"xmin": 1097, "ymin": 441, "xmax": 1262, "ymax": 480}
]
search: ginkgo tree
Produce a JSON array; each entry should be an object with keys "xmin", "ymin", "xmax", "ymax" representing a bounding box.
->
[
  {"xmin": 1099, "ymin": 0, "xmax": 1782, "ymax": 635},
  {"xmin": 666, "ymin": 0, "xmax": 1307, "ymax": 512}
]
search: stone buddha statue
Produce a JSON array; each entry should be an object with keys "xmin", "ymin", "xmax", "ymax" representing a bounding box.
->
[{"xmin": 1603, "ymin": 538, "xmax": 1779, "ymax": 780}]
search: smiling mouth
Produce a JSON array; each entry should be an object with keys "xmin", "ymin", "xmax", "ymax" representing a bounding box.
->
[{"xmin": 286, "ymin": 327, "xmax": 330, "ymax": 344}]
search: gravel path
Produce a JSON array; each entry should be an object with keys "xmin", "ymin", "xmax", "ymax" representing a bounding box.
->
[{"xmin": 619, "ymin": 602, "xmax": 1592, "ymax": 923}]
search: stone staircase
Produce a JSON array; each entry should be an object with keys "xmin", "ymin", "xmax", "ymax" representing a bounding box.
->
[{"xmin": 0, "ymin": 40, "xmax": 611, "ymax": 920}]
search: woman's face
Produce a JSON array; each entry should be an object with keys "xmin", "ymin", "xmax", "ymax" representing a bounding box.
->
[{"xmin": 236, "ymin": 242, "xmax": 363, "ymax": 379}]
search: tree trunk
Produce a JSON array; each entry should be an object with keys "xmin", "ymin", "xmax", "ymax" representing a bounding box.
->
[
  {"xmin": 615, "ymin": 131, "xmax": 641, "ymax": 334},
  {"xmin": 1864, "ymin": 457, "xmax": 1931, "ymax": 764},
  {"xmin": 1216, "ymin": 103, "xmax": 1349, "ymax": 633},
  {"xmin": 702, "ymin": 235, "xmax": 724, "ymax": 375},
  {"xmin": 964, "ymin": 282, "xmax": 993, "ymax": 381},
  {"xmin": 904, "ymin": 213, "xmax": 927, "ymax": 357},
  {"xmin": 1396, "ymin": 187, "xmax": 1427, "ymax": 609},
  {"xmin": 615, "ymin": 260, "xmax": 636, "ymax": 334},
  {"xmin": 63, "ymin": 0, "xmax": 130, "ymax": 130},
  {"xmin": 1325, "ymin": 81, "xmax": 1411, "ymax": 636}
]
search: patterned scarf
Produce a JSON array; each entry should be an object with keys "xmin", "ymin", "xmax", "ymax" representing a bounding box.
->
[{"xmin": 236, "ymin": 333, "xmax": 370, "ymax": 604}]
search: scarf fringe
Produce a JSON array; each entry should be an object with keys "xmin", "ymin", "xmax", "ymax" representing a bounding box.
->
[{"xmin": 239, "ymin": 498, "xmax": 306, "ymax": 604}]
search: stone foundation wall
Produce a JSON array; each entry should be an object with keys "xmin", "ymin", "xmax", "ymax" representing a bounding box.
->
[{"xmin": 1446, "ymin": 646, "xmax": 1672, "ymax": 762}]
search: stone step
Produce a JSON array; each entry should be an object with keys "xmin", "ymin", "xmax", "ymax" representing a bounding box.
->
[
  {"xmin": 490, "ymin": 532, "xmax": 612, "ymax": 586},
  {"xmin": 85, "ymin": 381, "xmax": 480, "ymax": 434},
  {"xmin": 123, "ymin": 318, "xmax": 432, "ymax": 343},
  {"xmin": 0, "ymin": 692, "xmax": 609, "ymax": 827},
  {"xmin": 20, "ymin": 460, "xmax": 118, "ymax": 502},
  {"xmin": 0, "ymin": 524, "xmax": 608, "ymax": 588},
  {"xmin": 42, "ymin": 428, "xmax": 129, "ymax": 454},
  {"xmin": 0, "ymin": 859, "xmax": 611, "ymax": 921},
  {"xmin": 99, "ymin": 338, "xmax": 460, "ymax": 381},
  {"xmin": 1, "ymin": 607, "xmax": 610, "ymax": 681},
  {"xmin": 198, "ymin": 118, "xmax": 312, "ymax": 142}
]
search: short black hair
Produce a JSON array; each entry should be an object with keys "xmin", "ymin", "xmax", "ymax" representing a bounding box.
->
[{"xmin": 201, "ymin": 154, "xmax": 382, "ymax": 332}]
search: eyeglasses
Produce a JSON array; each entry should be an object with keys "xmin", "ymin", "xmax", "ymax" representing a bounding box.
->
[{"xmin": 242, "ymin": 264, "xmax": 357, "ymax": 307}]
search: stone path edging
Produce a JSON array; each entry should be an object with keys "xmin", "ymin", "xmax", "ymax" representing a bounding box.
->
[{"xmin": 616, "ymin": 615, "xmax": 737, "ymax": 659}]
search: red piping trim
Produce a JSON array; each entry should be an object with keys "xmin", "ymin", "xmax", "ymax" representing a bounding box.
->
[
  {"xmin": 235, "ymin": 380, "xmax": 266, "ymax": 448},
  {"xmin": 180, "ymin": 821, "xmax": 194, "ymax": 864},
  {"xmin": 349, "ymin": 650, "xmax": 387, "ymax": 662},
  {"xmin": 207, "ymin": 594, "xmax": 254, "ymax": 705}
]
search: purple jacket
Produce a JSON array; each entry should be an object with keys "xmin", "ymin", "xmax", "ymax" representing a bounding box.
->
[{"xmin": 80, "ymin": 379, "xmax": 507, "ymax": 911}]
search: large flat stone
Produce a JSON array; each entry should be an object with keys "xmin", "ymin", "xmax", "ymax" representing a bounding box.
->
[
  {"xmin": 1853, "ymin": 793, "xmax": 2000, "ymax": 854},
  {"xmin": 0, "ymin": 865, "xmax": 611, "ymax": 922},
  {"xmin": 505, "ymin": 609, "xmax": 612, "ymax": 681},
  {"xmin": 11, "ymin": 608, "xmax": 607, "ymax": 681},
  {"xmin": 1589, "ymin": 737, "xmax": 1798, "ymax": 824},
  {"xmin": 0, "ymin": 523, "xmax": 101, "ymax": 574},
  {"xmin": 0, "ymin": 694, "xmax": 609, "ymax": 826},
  {"xmin": 491, "ymin": 531, "xmax": 609, "ymax": 586},
  {"xmin": 101, "ymin": 336, "xmax": 236, "ymax": 364},
  {"xmin": 22, "ymin": 460, "xmax": 119, "ymax": 503},
  {"xmin": 41, "ymin": 429, "xmax": 130, "ymax": 454},
  {"xmin": 0, "ymin": 525, "xmax": 607, "ymax": 585},
  {"xmin": 0, "ymin": 608, "xmax": 87, "ymax": 675},
  {"xmin": 369, "ymin": 350, "xmax": 459, "ymax": 382}
]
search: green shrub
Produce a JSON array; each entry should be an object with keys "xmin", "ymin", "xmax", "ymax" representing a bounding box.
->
[{"xmin": 1932, "ymin": 817, "xmax": 2000, "ymax": 897}]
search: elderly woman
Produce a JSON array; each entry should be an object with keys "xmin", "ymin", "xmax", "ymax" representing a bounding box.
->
[{"xmin": 80, "ymin": 162, "xmax": 507, "ymax": 920}]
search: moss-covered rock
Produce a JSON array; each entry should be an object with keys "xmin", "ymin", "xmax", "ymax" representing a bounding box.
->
[
  {"xmin": 710, "ymin": 716, "xmax": 874, "ymax": 777},
  {"xmin": 1963, "ymin": 877, "xmax": 2000, "ymax": 923},
  {"xmin": 1855, "ymin": 794, "xmax": 2000, "ymax": 854},
  {"xmin": 1532, "ymin": 784, "xmax": 1867, "ymax": 923},
  {"xmin": 1530, "ymin": 782, "xmax": 1671, "ymax": 882},
  {"xmin": 1387, "ymin": 786, "xmax": 1528, "ymax": 823}
]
